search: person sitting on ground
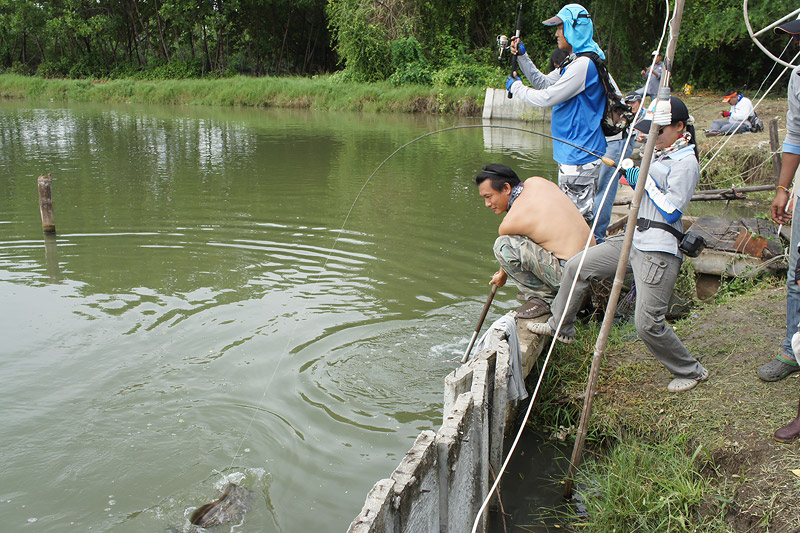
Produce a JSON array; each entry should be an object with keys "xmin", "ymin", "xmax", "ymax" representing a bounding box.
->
[
  {"xmin": 705, "ymin": 90, "xmax": 754, "ymax": 136},
  {"xmin": 529, "ymin": 97, "xmax": 710, "ymax": 393},
  {"xmin": 475, "ymin": 163, "xmax": 595, "ymax": 319}
]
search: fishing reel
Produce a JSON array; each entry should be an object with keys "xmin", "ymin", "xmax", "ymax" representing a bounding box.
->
[{"xmin": 496, "ymin": 34, "xmax": 510, "ymax": 61}]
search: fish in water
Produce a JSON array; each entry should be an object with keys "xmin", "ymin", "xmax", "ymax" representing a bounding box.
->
[{"xmin": 190, "ymin": 483, "xmax": 254, "ymax": 527}]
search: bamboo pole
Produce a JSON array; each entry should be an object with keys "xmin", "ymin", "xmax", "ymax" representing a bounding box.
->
[
  {"xmin": 563, "ymin": 0, "xmax": 687, "ymax": 498},
  {"xmin": 37, "ymin": 173, "xmax": 55, "ymax": 234}
]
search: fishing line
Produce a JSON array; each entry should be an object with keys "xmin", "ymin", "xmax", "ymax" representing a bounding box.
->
[
  {"xmin": 700, "ymin": 35, "xmax": 797, "ymax": 167},
  {"xmin": 223, "ymin": 123, "xmax": 620, "ymax": 478},
  {"xmin": 469, "ymin": 0, "xmax": 672, "ymax": 528},
  {"xmin": 753, "ymin": 38, "xmax": 793, "ymax": 100},
  {"xmin": 700, "ymin": 45, "xmax": 800, "ymax": 175}
]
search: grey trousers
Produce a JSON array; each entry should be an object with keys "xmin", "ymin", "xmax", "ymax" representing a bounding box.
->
[
  {"xmin": 546, "ymin": 235, "xmax": 704, "ymax": 379},
  {"xmin": 708, "ymin": 119, "xmax": 751, "ymax": 135}
]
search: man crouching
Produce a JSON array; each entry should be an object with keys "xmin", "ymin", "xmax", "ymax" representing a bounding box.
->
[{"xmin": 476, "ymin": 163, "xmax": 595, "ymax": 319}]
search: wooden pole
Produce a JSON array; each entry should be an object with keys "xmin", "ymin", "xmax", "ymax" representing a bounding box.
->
[
  {"xmin": 563, "ymin": 0, "xmax": 687, "ymax": 498},
  {"xmin": 37, "ymin": 173, "xmax": 55, "ymax": 234},
  {"xmin": 769, "ymin": 118, "xmax": 782, "ymax": 185}
]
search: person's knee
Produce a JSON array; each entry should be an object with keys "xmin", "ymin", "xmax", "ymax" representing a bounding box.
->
[
  {"xmin": 635, "ymin": 304, "xmax": 667, "ymax": 339},
  {"xmin": 493, "ymin": 236, "xmax": 519, "ymax": 266}
]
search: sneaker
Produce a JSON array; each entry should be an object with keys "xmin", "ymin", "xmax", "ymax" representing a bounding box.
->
[
  {"xmin": 757, "ymin": 358, "xmax": 800, "ymax": 382},
  {"xmin": 526, "ymin": 321, "xmax": 574, "ymax": 344},
  {"xmin": 667, "ymin": 367, "xmax": 709, "ymax": 393}
]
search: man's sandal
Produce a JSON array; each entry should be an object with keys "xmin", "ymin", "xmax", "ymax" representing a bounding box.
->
[{"xmin": 515, "ymin": 298, "xmax": 551, "ymax": 320}]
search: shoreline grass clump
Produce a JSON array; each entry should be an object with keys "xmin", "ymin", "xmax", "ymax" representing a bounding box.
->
[
  {"xmin": 0, "ymin": 73, "xmax": 486, "ymax": 115},
  {"xmin": 572, "ymin": 433, "xmax": 723, "ymax": 532}
]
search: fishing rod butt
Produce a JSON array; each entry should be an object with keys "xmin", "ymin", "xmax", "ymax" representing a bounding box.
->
[
  {"xmin": 601, "ymin": 156, "xmax": 616, "ymax": 167},
  {"xmin": 461, "ymin": 331, "xmax": 479, "ymax": 363}
]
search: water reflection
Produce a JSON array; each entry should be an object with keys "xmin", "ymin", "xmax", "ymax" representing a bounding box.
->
[{"xmin": 0, "ymin": 101, "xmax": 557, "ymax": 532}]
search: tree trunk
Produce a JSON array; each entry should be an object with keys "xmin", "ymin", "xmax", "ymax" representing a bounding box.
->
[
  {"xmin": 276, "ymin": 7, "xmax": 293, "ymax": 74},
  {"xmin": 153, "ymin": 0, "xmax": 170, "ymax": 61}
]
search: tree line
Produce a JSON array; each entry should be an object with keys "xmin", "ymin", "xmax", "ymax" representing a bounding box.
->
[{"xmin": 0, "ymin": 0, "xmax": 794, "ymax": 91}]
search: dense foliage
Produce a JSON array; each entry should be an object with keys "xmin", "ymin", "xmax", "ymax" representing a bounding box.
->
[{"xmin": 0, "ymin": 0, "xmax": 796, "ymax": 90}]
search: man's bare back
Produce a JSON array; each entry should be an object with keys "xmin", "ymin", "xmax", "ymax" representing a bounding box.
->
[{"xmin": 499, "ymin": 177, "xmax": 595, "ymax": 260}]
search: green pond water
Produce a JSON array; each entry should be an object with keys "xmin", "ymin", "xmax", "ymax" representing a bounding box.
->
[{"xmin": 0, "ymin": 101, "xmax": 563, "ymax": 532}]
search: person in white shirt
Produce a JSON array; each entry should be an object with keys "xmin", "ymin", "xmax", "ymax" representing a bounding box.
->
[{"xmin": 705, "ymin": 90, "xmax": 754, "ymax": 136}]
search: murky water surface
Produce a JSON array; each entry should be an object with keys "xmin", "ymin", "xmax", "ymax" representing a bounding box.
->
[{"xmin": 0, "ymin": 101, "xmax": 559, "ymax": 531}]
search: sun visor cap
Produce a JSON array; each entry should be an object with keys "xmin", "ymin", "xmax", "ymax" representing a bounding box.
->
[
  {"xmin": 722, "ymin": 90, "xmax": 737, "ymax": 103},
  {"xmin": 542, "ymin": 15, "xmax": 563, "ymax": 26},
  {"xmin": 775, "ymin": 19, "xmax": 800, "ymax": 38},
  {"xmin": 633, "ymin": 96, "xmax": 690, "ymax": 133}
]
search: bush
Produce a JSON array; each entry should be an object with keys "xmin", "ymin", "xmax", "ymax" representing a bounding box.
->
[
  {"xmin": 388, "ymin": 37, "xmax": 433, "ymax": 86},
  {"xmin": 37, "ymin": 59, "xmax": 72, "ymax": 78},
  {"xmin": 326, "ymin": 0, "xmax": 393, "ymax": 82},
  {"xmin": 432, "ymin": 62, "xmax": 503, "ymax": 88}
]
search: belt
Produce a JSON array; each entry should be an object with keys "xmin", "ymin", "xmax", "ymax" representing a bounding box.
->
[{"xmin": 636, "ymin": 218, "xmax": 684, "ymax": 241}]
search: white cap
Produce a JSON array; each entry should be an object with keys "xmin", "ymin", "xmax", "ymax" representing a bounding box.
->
[{"xmin": 651, "ymin": 50, "xmax": 660, "ymax": 55}]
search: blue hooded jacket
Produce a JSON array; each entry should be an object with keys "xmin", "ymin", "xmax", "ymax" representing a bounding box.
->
[{"xmin": 551, "ymin": 4, "xmax": 606, "ymax": 165}]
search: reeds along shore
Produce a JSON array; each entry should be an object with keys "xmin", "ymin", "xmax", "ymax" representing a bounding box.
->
[{"xmin": 0, "ymin": 74, "xmax": 485, "ymax": 115}]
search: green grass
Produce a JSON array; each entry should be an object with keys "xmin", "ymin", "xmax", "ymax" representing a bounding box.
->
[
  {"xmin": 571, "ymin": 433, "xmax": 727, "ymax": 532},
  {"xmin": 0, "ymin": 73, "xmax": 486, "ymax": 115}
]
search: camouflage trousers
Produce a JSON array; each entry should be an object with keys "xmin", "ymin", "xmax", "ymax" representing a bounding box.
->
[
  {"xmin": 493, "ymin": 235, "xmax": 564, "ymax": 304},
  {"xmin": 558, "ymin": 159, "xmax": 602, "ymax": 224}
]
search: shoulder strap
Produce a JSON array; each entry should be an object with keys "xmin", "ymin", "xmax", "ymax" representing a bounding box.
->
[
  {"xmin": 576, "ymin": 51, "xmax": 609, "ymax": 92},
  {"xmin": 636, "ymin": 218, "xmax": 684, "ymax": 240}
]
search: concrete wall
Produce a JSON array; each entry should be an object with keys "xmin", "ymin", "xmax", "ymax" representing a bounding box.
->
[
  {"xmin": 482, "ymin": 88, "xmax": 550, "ymax": 122},
  {"xmin": 347, "ymin": 314, "xmax": 546, "ymax": 533}
]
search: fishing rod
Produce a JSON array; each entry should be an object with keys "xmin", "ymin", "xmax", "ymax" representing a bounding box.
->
[{"xmin": 508, "ymin": 1, "xmax": 523, "ymax": 99}]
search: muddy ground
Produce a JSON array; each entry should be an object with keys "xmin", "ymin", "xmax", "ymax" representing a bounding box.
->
[{"xmin": 592, "ymin": 284, "xmax": 800, "ymax": 531}]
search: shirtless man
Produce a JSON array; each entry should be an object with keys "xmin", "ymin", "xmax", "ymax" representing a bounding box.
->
[{"xmin": 476, "ymin": 163, "xmax": 595, "ymax": 319}]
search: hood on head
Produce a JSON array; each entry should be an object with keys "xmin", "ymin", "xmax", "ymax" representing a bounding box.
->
[{"xmin": 548, "ymin": 4, "xmax": 605, "ymax": 59}]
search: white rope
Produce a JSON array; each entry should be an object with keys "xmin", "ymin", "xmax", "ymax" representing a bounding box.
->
[{"xmin": 468, "ymin": 2, "xmax": 672, "ymax": 530}]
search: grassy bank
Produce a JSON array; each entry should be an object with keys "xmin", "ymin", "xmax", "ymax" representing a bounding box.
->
[
  {"xmin": 0, "ymin": 73, "xmax": 485, "ymax": 115},
  {"xmin": 524, "ymin": 279, "xmax": 800, "ymax": 531}
]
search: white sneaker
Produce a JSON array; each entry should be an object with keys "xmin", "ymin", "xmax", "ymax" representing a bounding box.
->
[
  {"xmin": 667, "ymin": 367, "xmax": 709, "ymax": 393},
  {"xmin": 526, "ymin": 321, "xmax": 574, "ymax": 344},
  {"xmin": 792, "ymin": 331, "xmax": 800, "ymax": 359}
]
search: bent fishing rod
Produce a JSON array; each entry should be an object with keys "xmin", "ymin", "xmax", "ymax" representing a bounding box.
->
[{"xmin": 353, "ymin": 124, "xmax": 618, "ymax": 208}]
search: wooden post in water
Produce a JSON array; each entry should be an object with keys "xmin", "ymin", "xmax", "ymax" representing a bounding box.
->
[
  {"xmin": 37, "ymin": 173, "xmax": 55, "ymax": 234},
  {"xmin": 769, "ymin": 119, "xmax": 782, "ymax": 186}
]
